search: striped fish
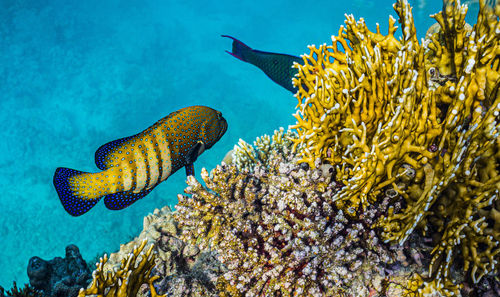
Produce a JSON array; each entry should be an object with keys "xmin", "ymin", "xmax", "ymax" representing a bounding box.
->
[{"xmin": 53, "ymin": 106, "xmax": 227, "ymax": 216}]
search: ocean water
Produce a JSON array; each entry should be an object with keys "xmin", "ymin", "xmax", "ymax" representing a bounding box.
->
[{"xmin": 0, "ymin": 0, "xmax": 481, "ymax": 289}]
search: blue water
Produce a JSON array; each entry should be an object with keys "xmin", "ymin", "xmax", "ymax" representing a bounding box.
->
[{"xmin": 0, "ymin": 0, "xmax": 481, "ymax": 289}]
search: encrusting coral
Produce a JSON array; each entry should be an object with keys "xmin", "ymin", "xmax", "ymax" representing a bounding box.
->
[
  {"xmin": 288, "ymin": 0, "xmax": 499, "ymax": 293},
  {"xmin": 175, "ymin": 149, "xmax": 427, "ymax": 296}
]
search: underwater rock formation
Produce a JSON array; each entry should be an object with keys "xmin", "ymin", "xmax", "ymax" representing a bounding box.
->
[
  {"xmin": 288, "ymin": 0, "xmax": 499, "ymax": 293},
  {"xmin": 26, "ymin": 244, "xmax": 91, "ymax": 297}
]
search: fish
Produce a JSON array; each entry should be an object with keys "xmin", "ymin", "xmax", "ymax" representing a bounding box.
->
[
  {"xmin": 222, "ymin": 35, "xmax": 303, "ymax": 93},
  {"xmin": 53, "ymin": 105, "xmax": 228, "ymax": 216}
]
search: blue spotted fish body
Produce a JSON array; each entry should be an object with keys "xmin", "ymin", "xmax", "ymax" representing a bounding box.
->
[{"xmin": 53, "ymin": 106, "xmax": 227, "ymax": 216}]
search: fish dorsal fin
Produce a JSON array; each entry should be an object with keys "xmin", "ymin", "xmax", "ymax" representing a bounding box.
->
[
  {"xmin": 95, "ymin": 135, "xmax": 136, "ymax": 170},
  {"xmin": 103, "ymin": 188, "xmax": 153, "ymax": 210}
]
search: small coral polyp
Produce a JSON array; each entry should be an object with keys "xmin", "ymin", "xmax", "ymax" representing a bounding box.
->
[{"xmin": 290, "ymin": 0, "xmax": 499, "ymax": 292}]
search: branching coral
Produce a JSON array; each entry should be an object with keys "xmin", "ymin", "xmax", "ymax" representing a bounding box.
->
[
  {"xmin": 231, "ymin": 128, "xmax": 299, "ymax": 171},
  {"xmin": 289, "ymin": 0, "xmax": 499, "ymax": 293},
  {"xmin": 175, "ymin": 152, "xmax": 420, "ymax": 296},
  {"xmin": 78, "ymin": 239, "xmax": 164, "ymax": 297}
]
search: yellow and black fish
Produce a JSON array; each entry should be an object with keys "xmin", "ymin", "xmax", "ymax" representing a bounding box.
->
[
  {"xmin": 222, "ymin": 35, "xmax": 303, "ymax": 93},
  {"xmin": 53, "ymin": 105, "xmax": 227, "ymax": 216}
]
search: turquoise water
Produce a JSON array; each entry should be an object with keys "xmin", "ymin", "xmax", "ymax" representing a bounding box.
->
[{"xmin": 0, "ymin": 0, "xmax": 481, "ymax": 289}]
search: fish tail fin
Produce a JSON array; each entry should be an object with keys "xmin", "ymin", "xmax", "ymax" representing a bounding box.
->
[
  {"xmin": 53, "ymin": 167, "xmax": 103, "ymax": 216},
  {"xmin": 222, "ymin": 35, "xmax": 252, "ymax": 62}
]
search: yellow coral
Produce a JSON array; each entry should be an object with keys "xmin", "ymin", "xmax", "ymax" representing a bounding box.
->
[
  {"xmin": 78, "ymin": 239, "xmax": 164, "ymax": 297},
  {"xmin": 404, "ymin": 273, "xmax": 461, "ymax": 296},
  {"xmin": 290, "ymin": 0, "xmax": 499, "ymax": 293},
  {"xmin": 290, "ymin": 0, "xmax": 437, "ymax": 215}
]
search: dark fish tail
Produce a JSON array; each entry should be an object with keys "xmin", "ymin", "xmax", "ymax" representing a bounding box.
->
[
  {"xmin": 222, "ymin": 35, "xmax": 303, "ymax": 93},
  {"xmin": 221, "ymin": 35, "xmax": 253, "ymax": 62}
]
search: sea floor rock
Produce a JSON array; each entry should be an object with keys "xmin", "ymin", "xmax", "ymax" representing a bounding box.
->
[{"xmin": 27, "ymin": 245, "xmax": 91, "ymax": 297}]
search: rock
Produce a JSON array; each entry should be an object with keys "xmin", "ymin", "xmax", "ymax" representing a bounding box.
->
[{"xmin": 27, "ymin": 245, "xmax": 91, "ymax": 297}]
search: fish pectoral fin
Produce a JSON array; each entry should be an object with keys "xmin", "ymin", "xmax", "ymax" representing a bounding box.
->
[
  {"xmin": 184, "ymin": 141, "xmax": 205, "ymax": 177},
  {"xmin": 185, "ymin": 164, "xmax": 195, "ymax": 177},
  {"xmin": 185, "ymin": 140, "xmax": 206, "ymax": 165},
  {"xmin": 103, "ymin": 188, "xmax": 153, "ymax": 210}
]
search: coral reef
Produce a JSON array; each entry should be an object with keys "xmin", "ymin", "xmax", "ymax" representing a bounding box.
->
[
  {"xmin": 79, "ymin": 206, "xmax": 223, "ymax": 297},
  {"xmin": 0, "ymin": 282, "xmax": 42, "ymax": 297},
  {"xmin": 288, "ymin": 0, "xmax": 499, "ymax": 293},
  {"xmin": 230, "ymin": 127, "xmax": 299, "ymax": 171},
  {"xmin": 26, "ymin": 244, "xmax": 91, "ymax": 297},
  {"xmin": 175, "ymin": 151, "xmax": 426, "ymax": 296}
]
